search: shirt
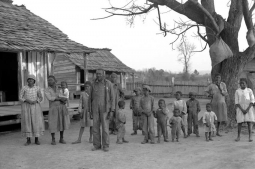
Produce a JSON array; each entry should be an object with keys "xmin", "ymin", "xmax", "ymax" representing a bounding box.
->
[
  {"xmin": 59, "ymin": 88, "xmax": 69, "ymax": 99},
  {"xmin": 19, "ymin": 85, "xmax": 42, "ymax": 102},
  {"xmin": 140, "ymin": 95, "xmax": 155, "ymax": 116},
  {"xmin": 173, "ymin": 100, "xmax": 187, "ymax": 115}
]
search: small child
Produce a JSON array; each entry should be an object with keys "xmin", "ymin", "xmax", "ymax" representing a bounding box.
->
[
  {"xmin": 72, "ymin": 81, "xmax": 93, "ymax": 144},
  {"xmin": 130, "ymin": 87, "xmax": 143, "ymax": 135},
  {"xmin": 59, "ymin": 81, "xmax": 69, "ymax": 107},
  {"xmin": 116, "ymin": 100, "xmax": 129, "ymax": 144},
  {"xmin": 186, "ymin": 92, "xmax": 201, "ymax": 137},
  {"xmin": 154, "ymin": 99, "xmax": 169, "ymax": 143},
  {"xmin": 203, "ymin": 103, "xmax": 217, "ymax": 142},
  {"xmin": 173, "ymin": 91, "xmax": 187, "ymax": 138},
  {"xmin": 140, "ymin": 85, "xmax": 155, "ymax": 144},
  {"xmin": 169, "ymin": 109, "xmax": 184, "ymax": 142}
]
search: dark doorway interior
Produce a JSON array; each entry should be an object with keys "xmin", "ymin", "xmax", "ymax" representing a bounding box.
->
[
  {"xmin": 80, "ymin": 69, "xmax": 84, "ymax": 91},
  {"xmin": 0, "ymin": 52, "xmax": 19, "ymax": 101}
]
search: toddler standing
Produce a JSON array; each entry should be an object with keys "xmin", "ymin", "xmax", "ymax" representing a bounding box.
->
[
  {"xmin": 116, "ymin": 100, "xmax": 129, "ymax": 144},
  {"xmin": 203, "ymin": 103, "xmax": 217, "ymax": 142},
  {"xmin": 153, "ymin": 99, "xmax": 169, "ymax": 143},
  {"xmin": 169, "ymin": 109, "xmax": 184, "ymax": 142},
  {"xmin": 173, "ymin": 91, "xmax": 187, "ymax": 138}
]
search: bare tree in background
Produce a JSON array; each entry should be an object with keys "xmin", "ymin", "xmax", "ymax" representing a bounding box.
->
[
  {"xmin": 177, "ymin": 35, "xmax": 196, "ymax": 77},
  {"xmin": 93, "ymin": 0, "xmax": 255, "ymax": 124}
]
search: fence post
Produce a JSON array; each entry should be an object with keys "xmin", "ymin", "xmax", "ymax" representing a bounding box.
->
[{"xmin": 171, "ymin": 77, "xmax": 175, "ymax": 96}]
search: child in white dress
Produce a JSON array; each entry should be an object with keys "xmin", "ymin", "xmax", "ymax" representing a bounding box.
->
[
  {"xmin": 235, "ymin": 78, "xmax": 255, "ymax": 142},
  {"xmin": 203, "ymin": 103, "xmax": 217, "ymax": 142}
]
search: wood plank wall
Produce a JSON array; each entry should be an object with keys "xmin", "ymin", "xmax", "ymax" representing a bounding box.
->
[{"xmin": 53, "ymin": 54, "xmax": 76, "ymax": 92}]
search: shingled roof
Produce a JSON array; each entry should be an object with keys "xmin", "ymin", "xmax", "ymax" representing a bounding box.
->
[
  {"xmin": 65, "ymin": 48, "xmax": 134, "ymax": 73},
  {"xmin": 0, "ymin": 0, "xmax": 94, "ymax": 53}
]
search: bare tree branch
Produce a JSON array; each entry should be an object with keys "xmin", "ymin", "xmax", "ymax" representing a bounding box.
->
[
  {"xmin": 91, "ymin": 4, "xmax": 155, "ymax": 20},
  {"xmin": 242, "ymin": 0, "xmax": 254, "ymax": 30}
]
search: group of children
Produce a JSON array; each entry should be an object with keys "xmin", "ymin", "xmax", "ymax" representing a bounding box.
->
[{"xmin": 128, "ymin": 85, "xmax": 218, "ymax": 143}]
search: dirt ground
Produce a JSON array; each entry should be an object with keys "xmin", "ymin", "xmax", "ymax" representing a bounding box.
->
[{"xmin": 1, "ymin": 98, "xmax": 255, "ymax": 169}]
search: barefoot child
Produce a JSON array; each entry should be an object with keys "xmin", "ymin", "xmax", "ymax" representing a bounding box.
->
[
  {"xmin": 140, "ymin": 85, "xmax": 155, "ymax": 144},
  {"xmin": 72, "ymin": 81, "xmax": 93, "ymax": 144},
  {"xmin": 173, "ymin": 91, "xmax": 187, "ymax": 138},
  {"xmin": 59, "ymin": 81, "xmax": 69, "ymax": 107},
  {"xmin": 235, "ymin": 78, "xmax": 255, "ymax": 142},
  {"xmin": 186, "ymin": 92, "xmax": 201, "ymax": 137},
  {"xmin": 203, "ymin": 103, "xmax": 217, "ymax": 142},
  {"xmin": 130, "ymin": 87, "xmax": 143, "ymax": 135},
  {"xmin": 116, "ymin": 100, "xmax": 129, "ymax": 144},
  {"xmin": 169, "ymin": 109, "xmax": 184, "ymax": 142},
  {"xmin": 153, "ymin": 99, "xmax": 169, "ymax": 143}
]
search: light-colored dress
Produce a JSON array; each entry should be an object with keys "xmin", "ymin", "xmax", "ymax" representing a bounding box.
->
[
  {"xmin": 173, "ymin": 100, "xmax": 187, "ymax": 127},
  {"xmin": 19, "ymin": 85, "xmax": 44, "ymax": 137},
  {"xmin": 78, "ymin": 92, "xmax": 92, "ymax": 127},
  {"xmin": 205, "ymin": 82, "xmax": 228, "ymax": 122},
  {"xmin": 235, "ymin": 88, "xmax": 255, "ymax": 123},
  {"xmin": 45, "ymin": 86, "xmax": 70, "ymax": 133},
  {"xmin": 203, "ymin": 111, "xmax": 217, "ymax": 132}
]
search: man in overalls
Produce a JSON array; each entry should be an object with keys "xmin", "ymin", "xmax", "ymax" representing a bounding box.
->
[{"xmin": 90, "ymin": 69, "xmax": 114, "ymax": 152}]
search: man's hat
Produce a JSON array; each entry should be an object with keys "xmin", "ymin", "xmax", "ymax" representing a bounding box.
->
[
  {"xmin": 133, "ymin": 87, "xmax": 141, "ymax": 92},
  {"xmin": 142, "ymin": 85, "xmax": 151, "ymax": 92}
]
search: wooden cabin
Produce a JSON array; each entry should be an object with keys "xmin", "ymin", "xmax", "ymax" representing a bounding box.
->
[
  {"xmin": 0, "ymin": 0, "xmax": 94, "ymax": 105},
  {"xmin": 53, "ymin": 48, "xmax": 134, "ymax": 97}
]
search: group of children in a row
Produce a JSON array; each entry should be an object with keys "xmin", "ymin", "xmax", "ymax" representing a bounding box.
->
[{"xmin": 128, "ymin": 85, "xmax": 216, "ymax": 143}]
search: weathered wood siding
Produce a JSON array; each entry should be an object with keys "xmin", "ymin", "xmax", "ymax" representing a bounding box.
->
[{"xmin": 53, "ymin": 53, "xmax": 76, "ymax": 93}]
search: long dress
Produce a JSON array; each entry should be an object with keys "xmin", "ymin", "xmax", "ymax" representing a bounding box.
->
[
  {"xmin": 205, "ymin": 82, "xmax": 228, "ymax": 122},
  {"xmin": 19, "ymin": 85, "xmax": 44, "ymax": 137},
  {"xmin": 44, "ymin": 86, "xmax": 70, "ymax": 133},
  {"xmin": 78, "ymin": 91, "xmax": 92, "ymax": 127},
  {"xmin": 235, "ymin": 88, "xmax": 255, "ymax": 123}
]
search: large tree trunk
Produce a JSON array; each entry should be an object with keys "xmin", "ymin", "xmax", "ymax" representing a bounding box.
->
[{"xmin": 211, "ymin": 27, "xmax": 251, "ymax": 127}]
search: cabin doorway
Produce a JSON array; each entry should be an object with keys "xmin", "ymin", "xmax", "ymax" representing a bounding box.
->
[
  {"xmin": 80, "ymin": 69, "xmax": 84, "ymax": 91},
  {"xmin": 0, "ymin": 52, "xmax": 19, "ymax": 102}
]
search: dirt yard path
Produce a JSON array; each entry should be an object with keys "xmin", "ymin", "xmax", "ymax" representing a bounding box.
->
[{"xmin": 0, "ymin": 98, "xmax": 255, "ymax": 169}]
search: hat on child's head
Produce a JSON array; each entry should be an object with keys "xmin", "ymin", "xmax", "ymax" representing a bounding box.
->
[
  {"xmin": 142, "ymin": 85, "xmax": 151, "ymax": 92},
  {"xmin": 133, "ymin": 87, "xmax": 141, "ymax": 92},
  {"xmin": 27, "ymin": 74, "xmax": 36, "ymax": 82},
  {"xmin": 96, "ymin": 69, "xmax": 104, "ymax": 74},
  {"xmin": 189, "ymin": 92, "xmax": 196, "ymax": 97},
  {"xmin": 110, "ymin": 73, "xmax": 117, "ymax": 78}
]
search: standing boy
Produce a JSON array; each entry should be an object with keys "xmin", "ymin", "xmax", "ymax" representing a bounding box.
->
[
  {"xmin": 154, "ymin": 99, "xmax": 169, "ymax": 143},
  {"xmin": 140, "ymin": 85, "xmax": 155, "ymax": 144},
  {"xmin": 130, "ymin": 87, "xmax": 143, "ymax": 135},
  {"xmin": 116, "ymin": 100, "xmax": 129, "ymax": 144},
  {"xmin": 186, "ymin": 92, "xmax": 201, "ymax": 137}
]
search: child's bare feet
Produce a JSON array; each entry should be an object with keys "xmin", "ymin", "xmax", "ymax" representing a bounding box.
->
[
  {"xmin": 172, "ymin": 139, "xmax": 174, "ymax": 142},
  {"xmin": 72, "ymin": 140, "xmax": 81, "ymax": 144},
  {"xmin": 116, "ymin": 140, "xmax": 123, "ymax": 144},
  {"xmin": 164, "ymin": 139, "xmax": 169, "ymax": 142},
  {"xmin": 235, "ymin": 137, "xmax": 240, "ymax": 142},
  {"xmin": 196, "ymin": 134, "xmax": 200, "ymax": 137},
  {"xmin": 89, "ymin": 138, "xmax": 93, "ymax": 143},
  {"xmin": 122, "ymin": 139, "xmax": 129, "ymax": 143},
  {"xmin": 176, "ymin": 139, "xmax": 179, "ymax": 142},
  {"xmin": 209, "ymin": 138, "xmax": 213, "ymax": 141}
]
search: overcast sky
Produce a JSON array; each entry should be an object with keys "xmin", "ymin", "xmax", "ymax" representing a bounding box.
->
[{"xmin": 13, "ymin": 0, "xmax": 249, "ymax": 74}]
